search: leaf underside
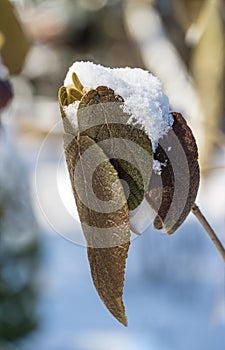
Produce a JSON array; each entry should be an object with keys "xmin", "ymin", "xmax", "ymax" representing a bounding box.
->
[
  {"xmin": 146, "ymin": 112, "xmax": 200, "ymax": 234},
  {"xmin": 64, "ymin": 134, "xmax": 130, "ymax": 326}
]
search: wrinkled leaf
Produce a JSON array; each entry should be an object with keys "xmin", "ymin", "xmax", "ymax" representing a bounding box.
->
[
  {"xmin": 78, "ymin": 86, "xmax": 153, "ymax": 210},
  {"xmin": 146, "ymin": 112, "xmax": 200, "ymax": 234},
  {"xmin": 64, "ymin": 134, "xmax": 130, "ymax": 325}
]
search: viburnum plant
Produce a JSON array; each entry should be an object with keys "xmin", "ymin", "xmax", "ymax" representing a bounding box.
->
[{"xmin": 58, "ymin": 62, "xmax": 225, "ymax": 326}]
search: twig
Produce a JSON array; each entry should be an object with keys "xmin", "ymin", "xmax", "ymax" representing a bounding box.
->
[{"xmin": 191, "ymin": 203, "xmax": 225, "ymax": 262}]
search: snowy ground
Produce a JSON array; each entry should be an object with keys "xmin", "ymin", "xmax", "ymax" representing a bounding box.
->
[{"xmin": 13, "ymin": 124, "xmax": 225, "ymax": 350}]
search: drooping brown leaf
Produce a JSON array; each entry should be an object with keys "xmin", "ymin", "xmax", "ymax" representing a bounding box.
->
[
  {"xmin": 77, "ymin": 86, "xmax": 153, "ymax": 210},
  {"xmin": 64, "ymin": 133, "xmax": 130, "ymax": 326},
  {"xmin": 146, "ymin": 112, "xmax": 200, "ymax": 234}
]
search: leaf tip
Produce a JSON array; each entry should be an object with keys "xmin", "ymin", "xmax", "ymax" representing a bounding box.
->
[{"xmin": 114, "ymin": 296, "xmax": 128, "ymax": 326}]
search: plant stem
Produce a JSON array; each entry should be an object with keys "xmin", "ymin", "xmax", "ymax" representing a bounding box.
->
[{"xmin": 192, "ymin": 203, "xmax": 225, "ymax": 262}]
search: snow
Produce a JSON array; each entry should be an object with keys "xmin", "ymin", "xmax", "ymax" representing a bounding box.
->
[
  {"xmin": 153, "ymin": 159, "xmax": 167, "ymax": 175},
  {"xmin": 63, "ymin": 61, "xmax": 173, "ymax": 151},
  {"xmin": 63, "ymin": 101, "xmax": 79, "ymax": 130}
]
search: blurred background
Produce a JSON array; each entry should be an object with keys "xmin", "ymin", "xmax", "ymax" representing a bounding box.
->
[{"xmin": 0, "ymin": 0, "xmax": 224, "ymax": 349}]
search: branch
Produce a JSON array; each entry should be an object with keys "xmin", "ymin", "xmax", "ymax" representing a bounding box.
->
[{"xmin": 192, "ymin": 203, "xmax": 225, "ymax": 262}]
